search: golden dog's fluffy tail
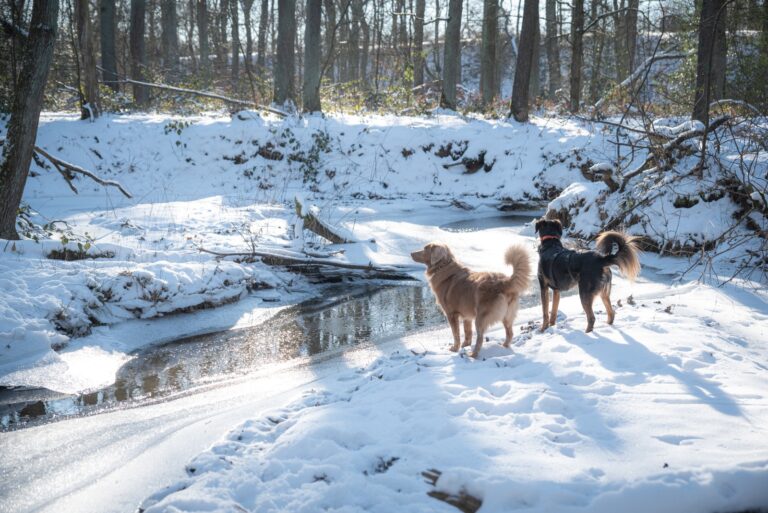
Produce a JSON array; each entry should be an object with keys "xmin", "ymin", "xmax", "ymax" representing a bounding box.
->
[
  {"xmin": 596, "ymin": 231, "xmax": 641, "ymax": 281},
  {"xmin": 504, "ymin": 244, "xmax": 533, "ymax": 295}
]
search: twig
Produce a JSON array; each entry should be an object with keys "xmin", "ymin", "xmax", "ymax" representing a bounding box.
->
[
  {"xmin": 421, "ymin": 469, "xmax": 482, "ymax": 513},
  {"xmin": 0, "ymin": 138, "xmax": 133, "ymax": 198}
]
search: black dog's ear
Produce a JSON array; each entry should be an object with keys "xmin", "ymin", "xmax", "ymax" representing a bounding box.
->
[
  {"xmin": 534, "ymin": 219, "xmax": 545, "ymax": 233},
  {"xmin": 552, "ymin": 218, "xmax": 563, "ymax": 235}
]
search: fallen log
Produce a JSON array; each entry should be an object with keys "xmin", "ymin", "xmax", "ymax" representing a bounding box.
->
[
  {"xmin": 197, "ymin": 246, "xmax": 418, "ymax": 280},
  {"xmin": 294, "ymin": 196, "xmax": 357, "ymax": 244}
]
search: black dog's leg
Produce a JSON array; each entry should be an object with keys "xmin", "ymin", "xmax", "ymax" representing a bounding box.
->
[
  {"xmin": 601, "ymin": 287, "xmax": 615, "ymax": 325},
  {"xmin": 580, "ymin": 288, "xmax": 597, "ymax": 333},
  {"xmin": 539, "ymin": 277, "xmax": 550, "ymax": 331},
  {"xmin": 550, "ymin": 289, "xmax": 560, "ymax": 327}
]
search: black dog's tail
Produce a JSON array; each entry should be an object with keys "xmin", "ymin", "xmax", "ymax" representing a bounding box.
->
[{"xmin": 596, "ymin": 231, "xmax": 641, "ymax": 281}]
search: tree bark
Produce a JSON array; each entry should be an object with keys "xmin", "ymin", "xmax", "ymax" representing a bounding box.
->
[
  {"xmin": 197, "ymin": 0, "xmax": 210, "ymax": 78},
  {"xmin": 0, "ymin": 0, "xmax": 59, "ymax": 240},
  {"xmin": 303, "ymin": 0, "xmax": 322, "ymax": 111},
  {"xmin": 242, "ymin": 0, "xmax": 255, "ymax": 75},
  {"xmin": 322, "ymin": 0, "xmax": 336, "ymax": 80},
  {"xmin": 75, "ymin": 0, "xmax": 101, "ymax": 119},
  {"xmin": 230, "ymin": 0, "xmax": 240, "ymax": 83},
  {"xmin": 99, "ymin": 0, "xmax": 119, "ymax": 91},
  {"xmin": 412, "ymin": 0, "xmax": 425, "ymax": 87},
  {"xmin": 273, "ymin": 0, "xmax": 296, "ymax": 105},
  {"xmin": 348, "ymin": 0, "xmax": 362, "ymax": 80},
  {"xmin": 161, "ymin": 0, "xmax": 179, "ymax": 79},
  {"xmin": 257, "ymin": 0, "xmax": 269, "ymax": 71},
  {"xmin": 625, "ymin": 0, "xmax": 638, "ymax": 74},
  {"xmin": 569, "ymin": 0, "xmax": 584, "ymax": 113},
  {"xmin": 544, "ymin": 0, "xmax": 560, "ymax": 98},
  {"xmin": 509, "ymin": 0, "xmax": 538, "ymax": 121},
  {"xmin": 480, "ymin": 0, "xmax": 499, "ymax": 105},
  {"xmin": 692, "ymin": 0, "xmax": 727, "ymax": 124},
  {"xmin": 130, "ymin": 0, "xmax": 150, "ymax": 106},
  {"xmin": 529, "ymin": 15, "xmax": 540, "ymax": 100},
  {"xmin": 440, "ymin": 0, "xmax": 463, "ymax": 110}
]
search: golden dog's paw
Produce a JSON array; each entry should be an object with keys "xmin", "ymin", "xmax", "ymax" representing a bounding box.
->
[
  {"xmin": 449, "ymin": 345, "xmax": 460, "ymax": 352},
  {"xmin": 469, "ymin": 351, "xmax": 479, "ymax": 358}
]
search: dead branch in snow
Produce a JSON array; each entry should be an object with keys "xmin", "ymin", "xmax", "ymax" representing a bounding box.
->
[
  {"xmin": 294, "ymin": 197, "xmax": 356, "ymax": 244},
  {"xmin": 618, "ymin": 115, "xmax": 731, "ymax": 192},
  {"xmin": 422, "ymin": 469, "xmax": 482, "ymax": 513},
  {"xmin": 0, "ymin": 138, "xmax": 132, "ymax": 198}
]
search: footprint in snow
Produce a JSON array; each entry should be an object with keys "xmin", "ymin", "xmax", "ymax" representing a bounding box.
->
[{"xmin": 653, "ymin": 434, "xmax": 702, "ymax": 446}]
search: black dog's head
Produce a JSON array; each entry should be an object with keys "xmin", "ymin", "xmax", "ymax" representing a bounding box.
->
[{"xmin": 534, "ymin": 218, "xmax": 563, "ymax": 239}]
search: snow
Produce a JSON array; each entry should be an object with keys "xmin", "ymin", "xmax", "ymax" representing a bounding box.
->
[{"xmin": 1, "ymin": 111, "xmax": 767, "ymax": 513}]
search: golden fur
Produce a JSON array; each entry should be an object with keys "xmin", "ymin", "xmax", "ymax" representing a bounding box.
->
[{"xmin": 411, "ymin": 243, "xmax": 532, "ymax": 357}]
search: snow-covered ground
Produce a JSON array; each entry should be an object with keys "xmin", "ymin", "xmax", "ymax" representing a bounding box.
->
[{"xmin": 1, "ymin": 111, "xmax": 767, "ymax": 513}]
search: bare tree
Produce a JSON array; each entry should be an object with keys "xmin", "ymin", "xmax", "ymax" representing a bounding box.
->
[
  {"xmin": 303, "ymin": 0, "xmax": 322, "ymax": 111},
  {"xmin": 242, "ymin": 0, "xmax": 256, "ymax": 75},
  {"xmin": 569, "ymin": 0, "xmax": 584, "ymax": 113},
  {"xmin": 273, "ymin": 0, "xmax": 296, "ymax": 105},
  {"xmin": 99, "ymin": 0, "xmax": 119, "ymax": 90},
  {"xmin": 510, "ymin": 0, "xmax": 538, "ymax": 121},
  {"xmin": 257, "ymin": 0, "xmax": 269, "ymax": 71},
  {"xmin": 693, "ymin": 0, "xmax": 728, "ymax": 124},
  {"xmin": 544, "ymin": 0, "xmax": 560, "ymax": 98},
  {"xmin": 412, "ymin": 0, "xmax": 425, "ymax": 87},
  {"xmin": 0, "ymin": 0, "xmax": 59, "ymax": 240},
  {"xmin": 480, "ymin": 0, "xmax": 499, "ymax": 105},
  {"xmin": 230, "ymin": 0, "xmax": 240, "ymax": 83},
  {"xmin": 197, "ymin": 0, "xmax": 210, "ymax": 78},
  {"xmin": 322, "ymin": 0, "xmax": 336, "ymax": 81},
  {"xmin": 75, "ymin": 0, "xmax": 100, "ymax": 118},
  {"xmin": 440, "ymin": 0, "xmax": 463, "ymax": 109},
  {"xmin": 161, "ymin": 0, "xmax": 179, "ymax": 79},
  {"xmin": 130, "ymin": 0, "xmax": 150, "ymax": 105}
]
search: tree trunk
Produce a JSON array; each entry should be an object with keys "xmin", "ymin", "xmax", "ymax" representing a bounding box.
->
[
  {"xmin": 130, "ymin": 0, "xmax": 149, "ymax": 106},
  {"xmin": 161, "ymin": 0, "xmax": 179, "ymax": 79},
  {"xmin": 509, "ymin": 0, "xmax": 538, "ymax": 121},
  {"xmin": 0, "ymin": 0, "xmax": 59, "ymax": 240},
  {"xmin": 273, "ymin": 0, "xmax": 296, "ymax": 105},
  {"xmin": 303, "ymin": 0, "xmax": 322, "ymax": 111},
  {"xmin": 692, "ymin": 0, "xmax": 727, "ymax": 124},
  {"xmin": 440, "ymin": 0, "xmax": 463, "ymax": 110},
  {"xmin": 360, "ymin": 10, "xmax": 370, "ymax": 82},
  {"xmin": 348, "ymin": 0, "xmax": 362, "ymax": 80},
  {"xmin": 480, "ymin": 0, "xmax": 499, "ymax": 105},
  {"xmin": 569, "ymin": 0, "xmax": 584, "ymax": 113},
  {"xmin": 544, "ymin": 0, "xmax": 560, "ymax": 98},
  {"xmin": 231, "ymin": 0, "xmax": 240, "ymax": 83},
  {"xmin": 218, "ymin": 0, "xmax": 229, "ymax": 71},
  {"xmin": 625, "ymin": 0, "xmax": 638, "ymax": 74},
  {"xmin": 529, "ymin": 17, "xmax": 540, "ymax": 100},
  {"xmin": 257, "ymin": 0, "xmax": 269, "ymax": 71},
  {"xmin": 322, "ymin": 0, "xmax": 336, "ymax": 80},
  {"xmin": 75, "ymin": 0, "xmax": 100, "ymax": 119},
  {"xmin": 197, "ymin": 0, "xmax": 210, "ymax": 78},
  {"xmin": 242, "ymin": 0, "xmax": 255, "ymax": 75},
  {"xmin": 412, "ymin": 0, "xmax": 425, "ymax": 87},
  {"xmin": 99, "ymin": 0, "xmax": 119, "ymax": 91},
  {"xmin": 587, "ymin": 0, "xmax": 606, "ymax": 104},
  {"xmin": 432, "ymin": 0, "xmax": 440, "ymax": 73}
]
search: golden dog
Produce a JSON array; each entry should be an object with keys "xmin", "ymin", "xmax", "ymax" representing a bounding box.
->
[{"xmin": 411, "ymin": 243, "xmax": 532, "ymax": 357}]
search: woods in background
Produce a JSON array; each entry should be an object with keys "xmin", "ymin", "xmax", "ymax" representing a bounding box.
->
[{"xmin": 0, "ymin": 0, "xmax": 766, "ymax": 118}]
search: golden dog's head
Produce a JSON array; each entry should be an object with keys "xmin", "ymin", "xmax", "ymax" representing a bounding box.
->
[{"xmin": 411, "ymin": 243, "xmax": 452, "ymax": 268}]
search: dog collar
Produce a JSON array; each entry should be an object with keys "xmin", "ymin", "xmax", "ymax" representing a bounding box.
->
[{"xmin": 539, "ymin": 235, "xmax": 561, "ymax": 242}]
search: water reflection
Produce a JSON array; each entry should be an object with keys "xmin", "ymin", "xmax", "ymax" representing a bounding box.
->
[
  {"xmin": 440, "ymin": 213, "xmax": 540, "ymax": 233},
  {"xmin": 1, "ymin": 284, "xmax": 445, "ymax": 429}
]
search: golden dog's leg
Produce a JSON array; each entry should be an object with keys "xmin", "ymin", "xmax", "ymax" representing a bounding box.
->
[
  {"xmin": 502, "ymin": 318, "xmax": 513, "ymax": 348},
  {"xmin": 448, "ymin": 313, "xmax": 461, "ymax": 351},
  {"xmin": 470, "ymin": 317, "xmax": 487, "ymax": 358},
  {"xmin": 550, "ymin": 289, "xmax": 560, "ymax": 327},
  {"xmin": 540, "ymin": 280, "xmax": 550, "ymax": 332},
  {"xmin": 462, "ymin": 320, "xmax": 473, "ymax": 347},
  {"xmin": 601, "ymin": 288, "xmax": 615, "ymax": 325}
]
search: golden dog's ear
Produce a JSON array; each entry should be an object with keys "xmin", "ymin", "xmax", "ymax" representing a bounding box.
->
[{"xmin": 430, "ymin": 245, "xmax": 448, "ymax": 265}]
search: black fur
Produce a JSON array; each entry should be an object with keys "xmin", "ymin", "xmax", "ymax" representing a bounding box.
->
[{"xmin": 535, "ymin": 218, "xmax": 640, "ymax": 333}]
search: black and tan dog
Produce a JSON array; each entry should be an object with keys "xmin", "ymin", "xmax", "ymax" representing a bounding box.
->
[{"xmin": 535, "ymin": 218, "xmax": 640, "ymax": 333}]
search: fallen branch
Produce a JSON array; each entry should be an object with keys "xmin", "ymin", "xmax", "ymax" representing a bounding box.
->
[
  {"xmin": 0, "ymin": 138, "xmax": 132, "ymax": 198},
  {"xmin": 593, "ymin": 51, "xmax": 691, "ymax": 113},
  {"xmin": 295, "ymin": 196, "xmax": 356, "ymax": 244},
  {"xmin": 197, "ymin": 246, "xmax": 417, "ymax": 278},
  {"xmin": 422, "ymin": 469, "xmax": 482, "ymax": 513},
  {"xmin": 109, "ymin": 76, "xmax": 288, "ymax": 117}
]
